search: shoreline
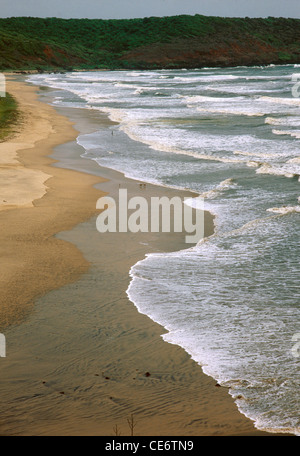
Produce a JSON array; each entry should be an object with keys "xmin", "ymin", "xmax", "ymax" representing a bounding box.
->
[
  {"xmin": 0, "ymin": 77, "xmax": 107, "ymax": 329},
  {"xmin": 0, "ymin": 77, "xmax": 273, "ymax": 435}
]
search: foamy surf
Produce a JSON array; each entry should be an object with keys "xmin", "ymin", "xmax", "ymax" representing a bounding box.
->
[
  {"xmin": 28, "ymin": 64, "xmax": 300, "ymax": 435},
  {"xmin": 267, "ymin": 205, "xmax": 300, "ymax": 214},
  {"xmin": 272, "ymin": 129, "xmax": 300, "ymax": 139}
]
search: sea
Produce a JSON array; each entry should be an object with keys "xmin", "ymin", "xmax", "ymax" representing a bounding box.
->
[{"xmin": 28, "ymin": 64, "xmax": 300, "ymax": 435}]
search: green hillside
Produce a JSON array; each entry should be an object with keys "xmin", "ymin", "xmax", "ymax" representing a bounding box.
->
[
  {"xmin": 0, "ymin": 93, "xmax": 18, "ymax": 140},
  {"xmin": 0, "ymin": 15, "xmax": 299, "ymax": 71}
]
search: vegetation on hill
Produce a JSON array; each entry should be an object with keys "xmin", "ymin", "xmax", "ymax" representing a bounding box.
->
[
  {"xmin": 0, "ymin": 15, "xmax": 299, "ymax": 71},
  {"xmin": 0, "ymin": 93, "xmax": 19, "ymax": 141}
]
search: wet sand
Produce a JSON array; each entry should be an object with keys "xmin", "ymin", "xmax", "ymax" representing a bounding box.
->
[{"xmin": 0, "ymin": 78, "xmax": 271, "ymax": 436}]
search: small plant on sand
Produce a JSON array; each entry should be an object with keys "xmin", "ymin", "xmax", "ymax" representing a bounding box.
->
[
  {"xmin": 112, "ymin": 414, "xmax": 137, "ymax": 436},
  {"xmin": 113, "ymin": 424, "xmax": 122, "ymax": 436},
  {"xmin": 127, "ymin": 414, "xmax": 137, "ymax": 436}
]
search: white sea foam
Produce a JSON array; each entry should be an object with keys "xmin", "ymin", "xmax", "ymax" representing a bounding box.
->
[
  {"xmin": 234, "ymin": 150, "xmax": 279, "ymax": 158},
  {"xmin": 175, "ymin": 74, "xmax": 241, "ymax": 82},
  {"xmin": 114, "ymin": 82, "xmax": 141, "ymax": 90},
  {"xmin": 197, "ymin": 178, "xmax": 237, "ymax": 200},
  {"xmin": 267, "ymin": 205, "xmax": 300, "ymax": 214},
  {"xmin": 256, "ymin": 162, "xmax": 300, "ymax": 178},
  {"xmin": 28, "ymin": 67, "xmax": 300, "ymax": 435},
  {"xmin": 118, "ymin": 125, "xmax": 248, "ymax": 164},
  {"xmin": 183, "ymin": 95, "xmax": 266, "ymax": 116},
  {"xmin": 259, "ymin": 96, "xmax": 300, "ymax": 106},
  {"xmin": 288, "ymin": 157, "xmax": 300, "ymax": 163},
  {"xmin": 265, "ymin": 116, "xmax": 300, "ymax": 127},
  {"xmin": 272, "ymin": 129, "xmax": 300, "ymax": 139}
]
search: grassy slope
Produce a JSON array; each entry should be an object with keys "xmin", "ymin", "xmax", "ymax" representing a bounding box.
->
[
  {"xmin": 0, "ymin": 15, "xmax": 299, "ymax": 70},
  {"xmin": 0, "ymin": 93, "xmax": 19, "ymax": 141}
]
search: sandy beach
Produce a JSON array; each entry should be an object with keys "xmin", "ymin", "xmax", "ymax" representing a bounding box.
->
[{"xmin": 0, "ymin": 76, "xmax": 272, "ymax": 436}]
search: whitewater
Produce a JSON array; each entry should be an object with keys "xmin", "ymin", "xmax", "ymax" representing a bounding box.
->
[{"xmin": 28, "ymin": 64, "xmax": 300, "ymax": 435}]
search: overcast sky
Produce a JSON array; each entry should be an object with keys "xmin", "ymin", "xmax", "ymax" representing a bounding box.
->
[{"xmin": 0, "ymin": 0, "xmax": 299, "ymax": 19}]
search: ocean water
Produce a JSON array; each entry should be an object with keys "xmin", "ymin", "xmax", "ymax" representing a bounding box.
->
[{"xmin": 28, "ymin": 65, "xmax": 299, "ymax": 435}]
